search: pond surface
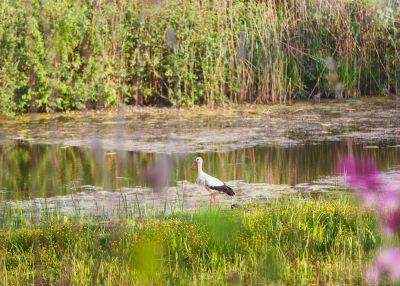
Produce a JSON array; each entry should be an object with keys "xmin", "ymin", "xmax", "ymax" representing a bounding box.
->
[
  {"xmin": 0, "ymin": 97, "xmax": 399, "ymax": 212},
  {"xmin": 0, "ymin": 97, "xmax": 399, "ymax": 153},
  {"xmin": 0, "ymin": 140, "xmax": 399, "ymax": 201}
]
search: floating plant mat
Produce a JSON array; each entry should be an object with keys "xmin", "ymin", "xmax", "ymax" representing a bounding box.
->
[
  {"xmin": 0, "ymin": 180, "xmax": 323, "ymax": 216},
  {"xmin": 0, "ymin": 97, "xmax": 399, "ymax": 153}
]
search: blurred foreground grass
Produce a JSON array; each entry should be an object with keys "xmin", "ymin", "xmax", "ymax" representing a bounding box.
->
[{"xmin": 0, "ymin": 196, "xmax": 379, "ymax": 285}]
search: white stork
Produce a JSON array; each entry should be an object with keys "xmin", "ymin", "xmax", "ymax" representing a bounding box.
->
[{"xmin": 191, "ymin": 157, "xmax": 235, "ymax": 207}]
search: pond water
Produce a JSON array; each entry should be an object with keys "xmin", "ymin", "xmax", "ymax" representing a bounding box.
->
[
  {"xmin": 1, "ymin": 98, "xmax": 399, "ymax": 212},
  {"xmin": 0, "ymin": 140, "xmax": 399, "ymax": 201}
]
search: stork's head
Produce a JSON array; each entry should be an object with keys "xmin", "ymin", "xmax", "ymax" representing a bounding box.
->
[{"xmin": 191, "ymin": 157, "xmax": 203, "ymax": 169}]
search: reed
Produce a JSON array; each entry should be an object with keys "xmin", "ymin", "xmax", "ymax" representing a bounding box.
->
[{"xmin": 0, "ymin": 0, "xmax": 398, "ymax": 115}]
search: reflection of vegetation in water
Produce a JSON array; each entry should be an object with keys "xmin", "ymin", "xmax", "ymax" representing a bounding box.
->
[
  {"xmin": 0, "ymin": 197, "xmax": 379, "ymax": 285},
  {"xmin": 1, "ymin": 141, "xmax": 400, "ymax": 200},
  {"xmin": 195, "ymin": 141, "xmax": 400, "ymax": 185},
  {"xmin": 0, "ymin": 142, "xmax": 156, "ymax": 200}
]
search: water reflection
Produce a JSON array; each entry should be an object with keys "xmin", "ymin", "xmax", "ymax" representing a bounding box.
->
[{"xmin": 0, "ymin": 140, "xmax": 399, "ymax": 200}]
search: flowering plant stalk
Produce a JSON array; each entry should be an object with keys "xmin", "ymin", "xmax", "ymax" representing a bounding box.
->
[{"xmin": 339, "ymin": 158, "xmax": 400, "ymax": 284}]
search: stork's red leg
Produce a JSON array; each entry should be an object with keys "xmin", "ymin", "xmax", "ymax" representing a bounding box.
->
[{"xmin": 213, "ymin": 194, "xmax": 217, "ymax": 207}]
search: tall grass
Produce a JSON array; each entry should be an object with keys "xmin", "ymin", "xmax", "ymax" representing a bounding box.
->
[
  {"xmin": 0, "ymin": 196, "xmax": 380, "ymax": 285},
  {"xmin": 0, "ymin": 0, "xmax": 399, "ymax": 115}
]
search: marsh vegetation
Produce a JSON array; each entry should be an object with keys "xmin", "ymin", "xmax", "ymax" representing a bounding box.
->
[
  {"xmin": 1, "ymin": 0, "xmax": 400, "ymax": 115},
  {"xmin": 0, "ymin": 196, "xmax": 380, "ymax": 285}
]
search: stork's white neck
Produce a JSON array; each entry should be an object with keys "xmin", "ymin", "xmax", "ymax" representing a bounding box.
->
[{"xmin": 197, "ymin": 161, "xmax": 204, "ymax": 176}]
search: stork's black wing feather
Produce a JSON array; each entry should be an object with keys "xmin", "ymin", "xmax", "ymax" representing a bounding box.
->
[{"xmin": 209, "ymin": 184, "xmax": 235, "ymax": 196}]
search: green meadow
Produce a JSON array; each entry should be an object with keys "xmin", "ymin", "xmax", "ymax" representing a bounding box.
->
[{"xmin": 0, "ymin": 196, "xmax": 380, "ymax": 285}]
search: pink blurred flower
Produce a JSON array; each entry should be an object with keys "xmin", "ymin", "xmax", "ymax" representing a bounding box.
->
[
  {"xmin": 338, "ymin": 158, "xmax": 380, "ymax": 192},
  {"xmin": 366, "ymin": 248, "xmax": 400, "ymax": 285},
  {"xmin": 338, "ymin": 157, "xmax": 400, "ymax": 233}
]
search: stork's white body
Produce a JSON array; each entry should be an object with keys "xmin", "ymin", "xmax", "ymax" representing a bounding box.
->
[
  {"xmin": 193, "ymin": 157, "xmax": 235, "ymax": 200},
  {"xmin": 196, "ymin": 170, "xmax": 225, "ymax": 193}
]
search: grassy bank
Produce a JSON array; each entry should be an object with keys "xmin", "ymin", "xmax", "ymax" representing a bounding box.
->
[
  {"xmin": 0, "ymin": 196, "xmax": 379, "ymax": 285},
  {"xmin": 0, "ymin": 0, "xmax": 399, "ymax": 115}
]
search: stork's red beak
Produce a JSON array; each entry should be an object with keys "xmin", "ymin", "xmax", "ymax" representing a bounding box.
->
[{"xmin": 190, "ymin": 161, "xmax": 197, "ymax": 169}]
